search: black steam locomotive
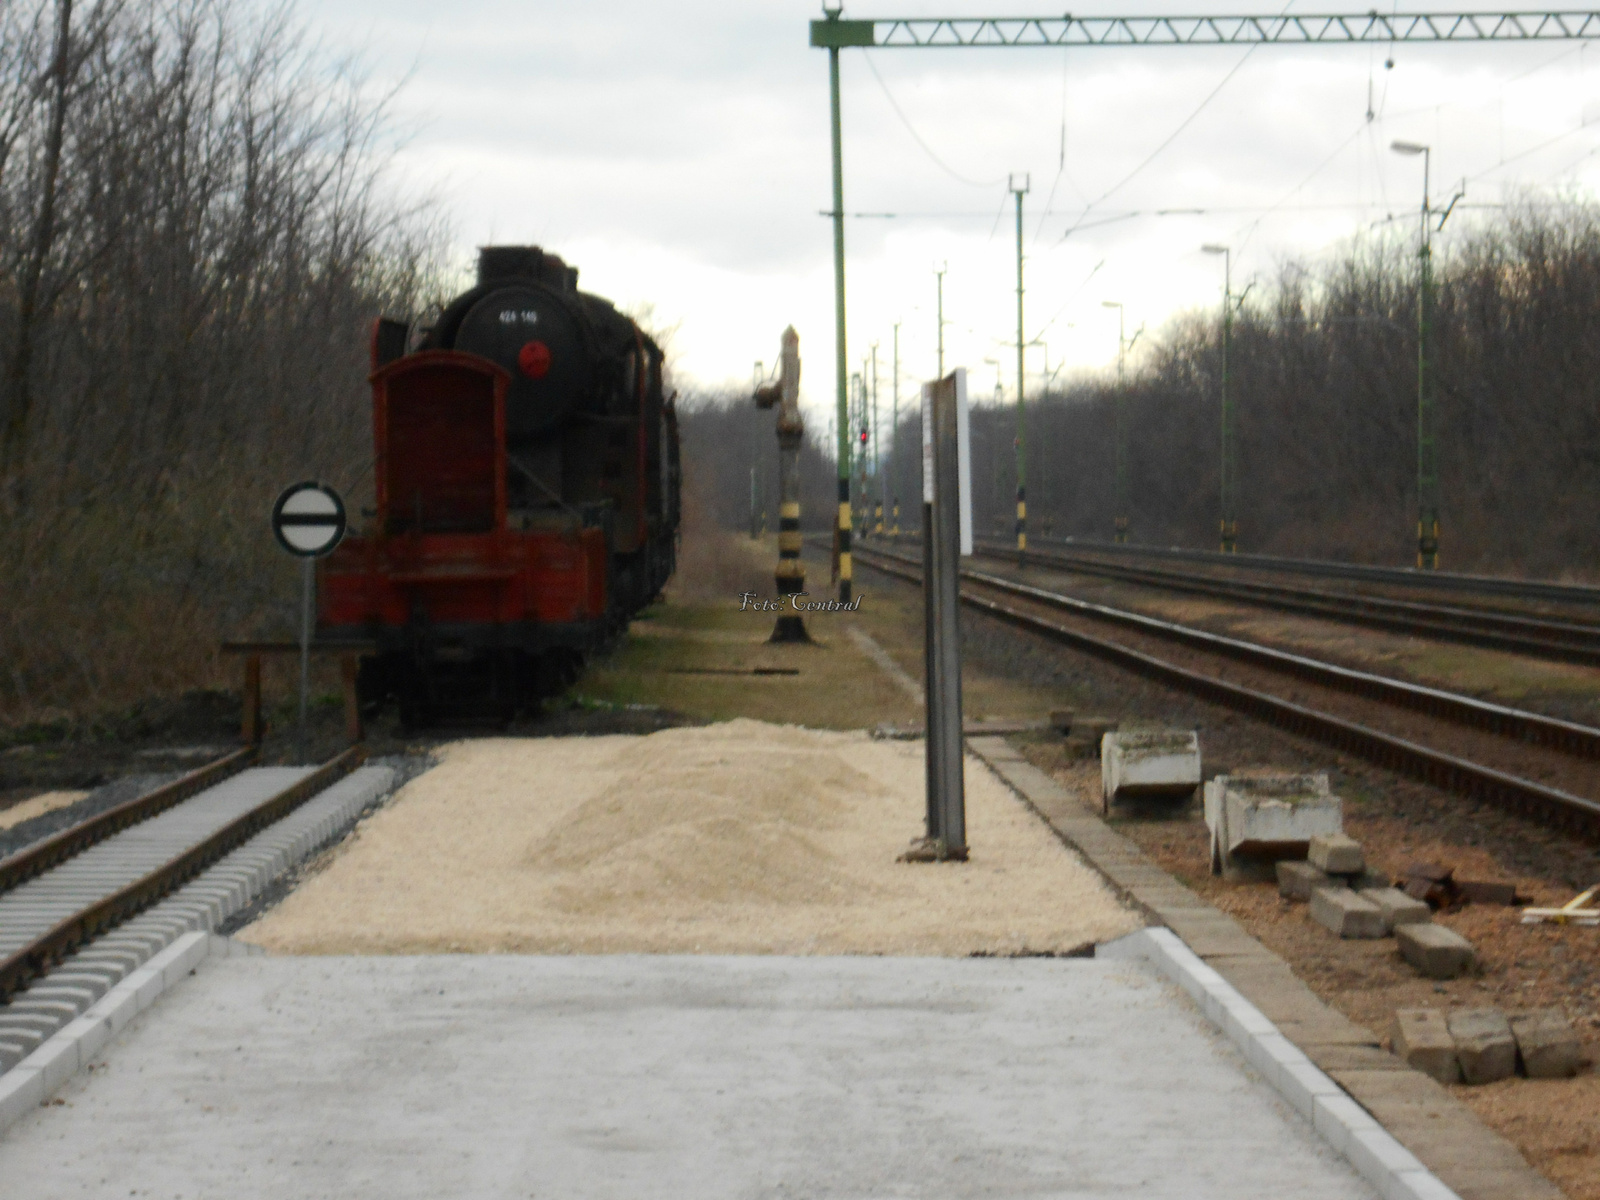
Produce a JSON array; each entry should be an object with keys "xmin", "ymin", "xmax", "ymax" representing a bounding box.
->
[{"xmin": 320, "ymin": 246, "xmax": 681, "ymax": 722}]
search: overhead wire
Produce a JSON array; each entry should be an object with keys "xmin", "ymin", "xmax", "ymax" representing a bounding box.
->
[{"xmin": 861, "ymin": 49, "xmax": 1004, "ymax": 189}]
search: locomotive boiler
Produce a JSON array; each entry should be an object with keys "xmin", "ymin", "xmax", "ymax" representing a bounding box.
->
[{"xmin": 319, "ymin": 246, "xmax": 681, "ymax": 724}]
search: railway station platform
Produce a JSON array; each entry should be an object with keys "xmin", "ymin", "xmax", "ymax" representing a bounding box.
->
[{"xmin": 0, "ymin": 946, "xmax": 1382, "ymax": 1200}]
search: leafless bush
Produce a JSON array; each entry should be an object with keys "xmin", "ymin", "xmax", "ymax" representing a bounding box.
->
[{"xmin": 0, "ymin": 0, "xmax": 449, "ymax": 726}]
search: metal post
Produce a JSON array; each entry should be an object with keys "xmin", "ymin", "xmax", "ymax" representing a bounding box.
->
[
  {"xmin": 872, "ymin": 341, "xmax": 883, "ymax": 536},
  {"xmin": 298, "ymin": 557, "xmax": 313, "ymax": 763},
  {"xmin": 1105, "ymin": 301, "xmax": 1130, "ymax": 543},
  {"xmin": 1220, "ymin": 250, "xmax": 1235, "ymax": 553},
  {"xmin": 1011, "ymin": 174, "xmax": 1029, "ymax": 560},
  {"xmin": 891, "ymin": 320, "xmax": 900, "ymax": 536},
  {"xmin": 935, "ymin": 263, "xmax": 947, "ymax": 378},
  {"xmin": 1417, "ymin": 148, "xmax": 1439, "ymax": 571},
  {"xmin": 827, "ymin": 22, "xmax": 852, "ymax": 602},
  {"xmin": 922, "ymin": 373, "xmax": 967, "ymax": 860}
]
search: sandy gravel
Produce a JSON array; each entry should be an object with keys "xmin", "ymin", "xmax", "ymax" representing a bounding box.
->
[
  {"xmin": 0, "ymin": 789, "xmax": 89, "ymax": 830},
  {"xmin": 240, "ymin": 720, "xmax": 1141, "ymax": 956}
]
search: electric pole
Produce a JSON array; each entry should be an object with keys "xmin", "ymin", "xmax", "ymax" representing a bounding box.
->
[
  {"xmin": 891, "ymin": 320, "xmax": 901, "ymax": 535},
  {"xmin": 1011, "ymin": 173, "xmax": 1029, "ymax": 560}
]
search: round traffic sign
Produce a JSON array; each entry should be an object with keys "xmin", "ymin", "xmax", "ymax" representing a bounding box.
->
[{"xmin": 271, "ymin": 481, "xmax": 347, "ymax": 557}]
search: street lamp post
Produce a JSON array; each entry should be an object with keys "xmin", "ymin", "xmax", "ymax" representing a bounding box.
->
[
  {"xmin": 1010, "ymin": 173, "xmax": 1029, "ymax": 559},
  {"xmin": 1392, "ymin": 139, "xmax": 1439, "ymax": 570},
  {"xmin": 1202, "ymin": 244, "xmax": 1237, "ymax": 553}
]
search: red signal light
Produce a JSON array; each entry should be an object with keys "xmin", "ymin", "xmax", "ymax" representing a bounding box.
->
[
  {"xmin": 518, "ymin": 340, "xmax": 552, "ymax": 379},
  {"xmin": 860, "ymin": 428, "xmax": 869, "ymax": 444}
]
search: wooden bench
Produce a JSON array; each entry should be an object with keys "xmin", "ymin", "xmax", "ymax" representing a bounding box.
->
[{"xmin": 220, "ymin": 641, "xmax": 376, "ymax": 744}]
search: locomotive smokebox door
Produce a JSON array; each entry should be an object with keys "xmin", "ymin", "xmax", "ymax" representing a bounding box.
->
[{"xmin": 453, "ymin": 286, "xmax": 592, "ymax": 439}]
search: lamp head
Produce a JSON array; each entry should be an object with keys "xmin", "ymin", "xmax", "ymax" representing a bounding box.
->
[
  {"xmin": 1201, "ymin": 244, "xmax": 1228, "ymax": 255},
  {"xmin": 1390, "ymin": 140, "xmax": 1427, "ymax": 156},
  {"xmin": 1102, "ymin": 300, "xmax": 1121, "ymax": 310}
]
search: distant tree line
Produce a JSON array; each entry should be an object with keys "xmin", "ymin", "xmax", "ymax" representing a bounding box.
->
[
  {"xmin": 0, "ymin": 0, "xmax": 443, "ymax": 722},
  {"xmin": 695, "ymin": 200, "xmax": 1600, "ymax": 581}
]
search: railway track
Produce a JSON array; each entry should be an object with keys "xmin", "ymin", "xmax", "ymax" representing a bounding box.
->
[
  {"xmin": 1020, "ymin": 534, "xmax": 1600, "ymax": 608},
  {"xmin": 0, "ymin": 746, "xmax": 385, "ymax": 1072},
  {"xmin": 851, "ymin": 542, "xmax": 1600, "ymax": 842},
  {"xmin": 973, "ymin": 540, "xmax": 1600, "ymax": 666}
]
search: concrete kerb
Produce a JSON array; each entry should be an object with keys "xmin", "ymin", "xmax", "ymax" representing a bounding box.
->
[
  {"xmin": 1104, "ymin": 928, "xmax": 1454, "ymax": 1200},
  {"xmin": 0, "ymin": 766, "xmax": 397, "ymax": 1138}
]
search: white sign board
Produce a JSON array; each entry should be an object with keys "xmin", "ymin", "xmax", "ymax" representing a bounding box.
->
[
  {"xmin": 921, "ymin": 370, "xmax": 973, "ymax": 556},
  {"xmin": 272, "ymin": 481, "xmax": 347, "ymax": 558}
]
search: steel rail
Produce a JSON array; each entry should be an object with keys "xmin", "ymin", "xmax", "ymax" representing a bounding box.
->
[
  {"xmin": 1024, "ymin": 534, "xmax": 1600, "ymax": 607},
  {"xmin": 0, "ymin": 745, "xmax": 365, "ymax": 1002},
  {"xmin": 852, "ymin": 546, "xmax": 1600, "ymax": 840},
  {"xmin": 0, "ymin": 746, "xmax": 258, "ymax": 897},
  {"xmin": 975, "ymin": 541, "xmax": 1600, "ymax": 665}
]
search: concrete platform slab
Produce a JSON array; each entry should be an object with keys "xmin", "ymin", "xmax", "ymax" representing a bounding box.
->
[{"xmin": 0, "ymin": 953, "xmax": 1380, "ymax": 1200}]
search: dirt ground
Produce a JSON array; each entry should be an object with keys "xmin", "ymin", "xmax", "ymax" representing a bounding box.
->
[
  {"xmin": 239, "ymin": 720, "xmax": 1141, "ymax": 956},
  {"xmin": 1014, "ymin": 740, "xmax": 1600, "ymax": 1200}
]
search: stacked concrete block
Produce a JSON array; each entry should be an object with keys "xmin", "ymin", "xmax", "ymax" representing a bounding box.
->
[
  {"xmin": 1206, "ymin": 773, "xmax": 1341, "ymax": 878},
  {"xmin": 1361, "ymin": 887, "xmax": 1431, "ymax": 929},
  {"xmin": 1388, "ymin": 1005, "xmax": 1581, "ymax": 1085},
  {"xmin": 1308, "ymin": 832, "xmax": 1364, "ymax": 875},
  {"xmin": 1509, "ymin": 1008, "xmax": 1582, "ymax": 1078},
  {"xmin": 1100, "ymin": 730, "xmax": 1201, "ymax": 812},
  {"xmin": 1276, "ymin": 860, "xmax": 1333, "ymax": 900},
  {"xmin": 1389, "ymin": 1009, "xmax": 1460, "ymax": 1084},
  {"xmin": 1310, "ymin": 887, "xmax": 1388, "ymax": 939},
  {"xmin": 1397, "ymin": 924, "xmax": 1477, "ymax": 980},
  {"xmin": 1447, "ymin": 1009, "xmax": 1517, "ymax": 1084}
]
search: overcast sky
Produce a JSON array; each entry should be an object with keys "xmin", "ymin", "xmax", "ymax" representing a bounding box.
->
[{"xmin": 312, "ymin": 1, "xmax": 1600, "ymax": 429}]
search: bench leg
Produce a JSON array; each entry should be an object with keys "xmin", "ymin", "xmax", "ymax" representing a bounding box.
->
[
  {"xmin": 242, "ymin": 654, "xmax": 263, "ymax": 743},
  {"xmin": 341, "ymin": 655, "xmax": 363, "ymax": 744}
]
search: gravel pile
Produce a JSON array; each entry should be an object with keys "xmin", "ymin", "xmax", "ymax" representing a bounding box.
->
[{"xmin": 239, "ymin": 720, "xmax": 1141, "ymax": 956}]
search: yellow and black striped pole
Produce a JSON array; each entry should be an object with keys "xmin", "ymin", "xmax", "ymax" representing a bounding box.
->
[{"xmin": 757, "ymin": 327, "xmax": 811, "ymax": 642}]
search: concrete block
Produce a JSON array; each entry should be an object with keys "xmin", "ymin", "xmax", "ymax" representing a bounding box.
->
[
  {"xmin": 1509, "ymin": 1008, "xmax": 1581, "ymax": 1079},
  {"xmin": 1206, "ymin": 774, "xmax": 1342, "ymax": 875},
  {"xmin": 1389, "ymin": 1009, "xmax": 1459, "ymax": 1084},
  {"xmin": 57, "ymin": 1014, "xmax": 111, "ymax": 1064},
  {"xmin": 1308, "ymin": 832, "xmax": 1365, "ymax": 874},
  {"xmin": 1390, "ymin": 1169, "xmax": 1461, "ymax": 1200},
  {"xmin": 1446, "ymin": 1008, "xmax": 1516, "ymax": 1084},
  {"xmin": 1311, "ymin": 887, "xmax": 1388, "ymax": 939},
  {"xmin": 1277, "ymin": 860, "xmax": 1336, "ymax": 900},
  {"xmin": 92, "ymin": 984, "xmax": 143, "ymax": 1033},
  {"xmin": 29, "ymin": 1031, "xmax": 79, "ymax": 1093},
  {"xmin": 1100, "ymin": 730, "xmax": 1201, "ymax": 810},
  {"xmin": 1277, "ymin": 1059, "xmax": 1344, "ymax": 1121},
  {"xmin": 1343, "ymin": 1126, "xmax": 1426, "ymax": 1188},
  {"xmin": 0, "ymin": 1066, "xmax": 44, "ymax": 1135},
  {"xmin": 0, "ymin": 1041, "xmax": 28, "ymax": 1072},
  {"xmin": 1312, "ymin": 1091, "xmax": 1381, "ymax": 1157},
  {"xmin": 1397, "ymin": 924, "xmax": 1476, "ymax": 980},
  {"xmin": 1362, "ymin": 888, "xmax": 1431, "ymax": 930}
]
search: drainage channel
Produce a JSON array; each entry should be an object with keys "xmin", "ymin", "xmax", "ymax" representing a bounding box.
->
[{"xmin": 0, "ymin": 747, "xmax": 393, "ymax": 1076}]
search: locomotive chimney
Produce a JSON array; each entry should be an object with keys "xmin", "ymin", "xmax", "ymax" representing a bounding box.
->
[{"xmin": 476, "ymin": 245, "xmax": 579, "ymax": 292}]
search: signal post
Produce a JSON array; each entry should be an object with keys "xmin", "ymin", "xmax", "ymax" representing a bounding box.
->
[{"xmin": 755, "ymin": 327, "xmax": 811, "ymax": 642}]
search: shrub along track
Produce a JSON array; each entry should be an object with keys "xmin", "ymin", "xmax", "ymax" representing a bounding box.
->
[{"xmin": 851, "ymin": 543, "xmax": 1600, "ymax": 844}]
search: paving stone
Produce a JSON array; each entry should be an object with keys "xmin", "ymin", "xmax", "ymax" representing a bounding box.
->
[
  {"xmin": 1308, "ymin": 833, "xmax": 1365, "ymax": 875},
  {"xmin": 1361, "ymin": 887, "xmax": 1431, "ymax": 930},
  {"xmin": 1310, "ymin": 886, "xmax": 1387, "ymax": 939},
  {"xmin": 1389, "ymin": 1009, "xmax": 1460, "ymax": 1084},
  {"xmin": 1397, "ymin": 924, "xmax": 1476, "ymax": 980},
  {"xmin": 1446, "ymin": 1008, "xmax": 1516, "ymax": 1085},
  {"xmin": 1508, "ymin": 1008, "xmax": 1581, "ymax": 1079},
  {"xmin": 1276, "ymin": 860, "xmax": 1335, "ymax": 901}
]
